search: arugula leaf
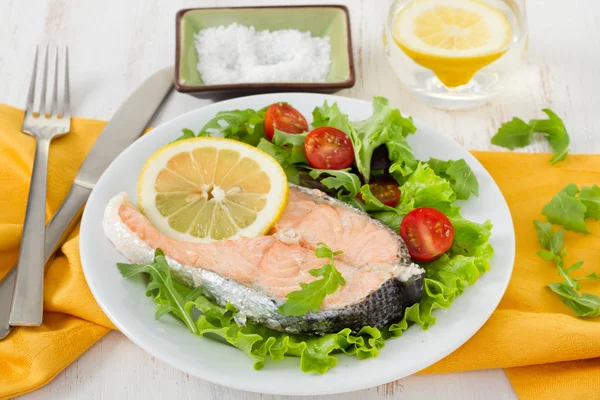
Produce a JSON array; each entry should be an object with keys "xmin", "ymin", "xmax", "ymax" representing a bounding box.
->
[
  {"xmin": 533, "ymin": 221, "xmax": 600, "ymax": 317},
  {"xmin": 580, "ymin": 184, "xmax": 600, "ymax": 220},
  {"xmin": 491, "ymin": 117, "xmax": 534, "ymax": 149},
  {"xmin": 174, "ymin": 128, "xmax": 197, "ymax": 142},
  {"xmin": 530, "ymin": 109, "xmax": 570, "ymax": 164},
  {"xmin": 534, "ymin": 220, "xmax": 555, "ymax": 249},
  {"xmin": 256, "ymin": 139, "xmax": 300, "ymax": 184},
  {"xmin": 344, "ymin": 97, "xmax": 416, "ymax": 182},
  {"xmin": 427, "ymin": 158, "xmax": 479, "ymax": 200},
  {"xmin": 311, "ymin": 101, "xmax": 351, "ymax": 135},
  {"xmin": 308, "ymin": 169, "xmax": 362, "ymax": 199},
  {"xmin": 542, "ymin": 183, "xmax": 590, "ymax": 233},
  {"xmin": 277, "ymin": 243, "xmax": 346, "ymax": 317},
  {"xmin": 121, "ymin": 250, "xmax": 385, "ymax": 374},
  {"xmin": 272, "ymin": 129, "xmax": 308, "ymax": 164},
  {"xmin": 117, "ymin": 249, "xmax": 198, "ymax": 333},
  {"xmin": 547, "ymin": 283, "xmax": 600, "ymax": 318},
  {"xmin": 199, "ymin": 108, "xmax": 267, "ymax": 146},
  {"xmin": 491, "ymin": 109, "xmax": 570, "ymax": 164}
]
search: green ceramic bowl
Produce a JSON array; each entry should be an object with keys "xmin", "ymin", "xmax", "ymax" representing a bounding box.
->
[{"xmin": 175, "ymin": 5, "xmax": 355, "ymax": 94}]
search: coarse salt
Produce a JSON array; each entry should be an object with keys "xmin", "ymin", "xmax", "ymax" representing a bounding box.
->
[{"xmin": 194, "ymin": 23, "xmax": 331, "ymax": 84}]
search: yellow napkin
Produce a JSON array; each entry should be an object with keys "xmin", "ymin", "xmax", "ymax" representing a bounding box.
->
[{"xmin": 0, "ymin": 104, "xmax": 599, "ymax": 400}]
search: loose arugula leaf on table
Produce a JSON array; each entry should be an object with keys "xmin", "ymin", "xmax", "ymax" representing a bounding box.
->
[
  {"xmin": 541, "ymin": 183, "xmax": 591, "ymax": 233},
  {"xmin": 533, "ymin": 221, "xmax": 600, "ymax": 318},
  {"xmin": 579, "ymin": 184, "xmax": 600, "ymax": 220},
  {"xmin": 199, "ymin": 108, "xmax": 267, "ymax": 146},
  {"xmin": 277, "ymin": 243, "xmax": 346, "ymax": 317},
  {"xmin": 491, "ymin": 109, "xmax": 570, "ymax": 164},
  {"xmin": 427, "ymin": 158, "xmax": 479, "ymax": 200}
]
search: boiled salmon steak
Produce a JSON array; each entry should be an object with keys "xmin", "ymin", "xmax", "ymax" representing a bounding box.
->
[{"xmin": 103, "ymin": 185, "xmax": 424, "ymax": 334}]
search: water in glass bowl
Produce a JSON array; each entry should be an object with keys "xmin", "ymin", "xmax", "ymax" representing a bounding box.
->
[{"xmin": 384, "ymin": 0, "xmax": 527, "ymax": 109}]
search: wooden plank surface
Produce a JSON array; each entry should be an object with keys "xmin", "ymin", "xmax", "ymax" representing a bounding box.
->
[{"xmin": 1, "ymin": 0, "xmax": 597, "ymax": 398}]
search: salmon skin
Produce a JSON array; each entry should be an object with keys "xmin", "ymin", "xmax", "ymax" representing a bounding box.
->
[{"xmin": 103, "ymin": 185, "xmax": 424, "ymax": 335}]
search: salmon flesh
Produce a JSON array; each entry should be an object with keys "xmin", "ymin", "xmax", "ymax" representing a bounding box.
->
[{"xmin": 103, "ymin": 185, "xmax": 424, "ymax": 334}]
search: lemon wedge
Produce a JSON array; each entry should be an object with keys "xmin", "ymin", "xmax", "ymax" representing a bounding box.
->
[
  {"xmin": 138, "ymin": 137, "xmax": 288, "ymax": 242},
  {"xmin": 393, "ymin": 0, "xmax": 512, "ymax": 87}
]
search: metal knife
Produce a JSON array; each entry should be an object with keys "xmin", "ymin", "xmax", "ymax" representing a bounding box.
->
[{"xmin": 0, "ymin": 66, "xmax": 174, "ymax": 339}]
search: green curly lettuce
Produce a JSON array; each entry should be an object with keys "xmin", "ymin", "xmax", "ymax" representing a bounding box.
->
[{"xmin": 118, "ymin": 249, "xmax": 385, "ymax": 374}]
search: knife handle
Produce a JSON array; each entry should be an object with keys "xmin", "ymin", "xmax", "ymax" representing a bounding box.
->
[{"xmin": 0, "ymin": 184, "xmax": 91, "ymax": 338}]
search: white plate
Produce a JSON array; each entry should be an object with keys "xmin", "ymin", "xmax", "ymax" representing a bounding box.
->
[{"xmin": 80, "ymin": 93, "xmax": 515, "ymax": 396}]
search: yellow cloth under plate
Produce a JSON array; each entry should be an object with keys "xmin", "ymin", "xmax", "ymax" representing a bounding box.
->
[{"xmin": 0, "ymin": 104, "xmax": 598, "ymax": 399}]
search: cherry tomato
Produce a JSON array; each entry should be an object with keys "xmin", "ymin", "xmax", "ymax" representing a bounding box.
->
[
  {"xmin": 304, "ymin": 127, "xmax": 355, "ymax": 170},
  {"xmin": 264, "ymin": 103, "xmax": 308, "ymax": 141},
  {"xmin": 399, "ymin": 207, "xmax": 454, "ymax": 262},
  {"xmin": 357, "ymin": 181, "xmax": 401, "ymax": 207}
]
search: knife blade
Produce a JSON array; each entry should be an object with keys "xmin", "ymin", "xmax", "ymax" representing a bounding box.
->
[{"xmin": 0, "ymin": 66, "xmax": 174, "ymax": 339}]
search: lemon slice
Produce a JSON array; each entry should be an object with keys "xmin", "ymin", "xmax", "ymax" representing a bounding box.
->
[
  {"xmin": 393, "ymin": 0, "xmax": 512, "ymax": 87},
  {"xmin": 138, "ymin": 137, "xmax": 288, "ymax": 242}
]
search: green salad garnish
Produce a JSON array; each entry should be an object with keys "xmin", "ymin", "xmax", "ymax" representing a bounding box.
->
[
  {"xmin": 491, "ymin": 108, "xmax": 570, "ymax": 164},
  {"xmin": 122, "ymin": 97, "xmax": 495, "ymax": 373},
  {"xmin": 277, "ymin": 243, "xmax": 346, "ymax": 317}
]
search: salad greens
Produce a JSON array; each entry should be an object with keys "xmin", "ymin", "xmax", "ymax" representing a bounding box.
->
[
  {"xmin": 428, "ymin": 158, "xmax": 479, "ymax": 200},
  {"xmin": 491, "ymin": 109, "xmax": 570, "ymax": 164},
  {"xmin": 119, "ymin": 250, "xmax": 385, "ymax": 373},
  {"xmin": 313, "ymin": 97, "xmax": 417, "ymax": 182},
  {"xmin": 122, "ymin": 97, "xmax": 495, "ymax": 373},
  {"xmin": 278, "ymin": 243, "xmax": 346, "ymax": 317},
  {"xmin": 541, "ymin": 183, "xmax": 600, "ymax": 234},
  {"xmin": 534, "ymin": 221, "xmax": 600, "ymax": 317}
]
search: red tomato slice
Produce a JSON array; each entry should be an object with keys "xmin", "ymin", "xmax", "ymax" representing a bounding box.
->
[
  {"xmin": 304, "ymin": 127, "xmax": 355, "ymax": 170},
  {"xmin": 357, "ymin": 181, "xmax": 401, "ymax": 207},
  {"xmin": 399, "ymin": 207, "xmax": 454, "ymax": 262},
  {"xmin": 264, "ymin": 103, "xmax": 308, "ymax": 141}
]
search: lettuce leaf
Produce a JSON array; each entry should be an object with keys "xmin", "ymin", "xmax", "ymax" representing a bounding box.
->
[
  {"xmin": 312, "ymin": 97, "xmax": 416, "ymax": 183},
  {"xmin": 398, "ymin": 163, "xmax": 459, "ymax": 217},
  {"xmin": 348, "ymin": 97, "xmax": 417, "ymax": 182},
  {"xmin": 427, "ymin": 158, "xmax": 479, "ymax": 200},
  {"xmin": 272, "ymin": 129, "xmax": 308, "ymax": 164},
  {"xmin": 311, "ymin": 101, "xmax": 351, "ymax": 135}
]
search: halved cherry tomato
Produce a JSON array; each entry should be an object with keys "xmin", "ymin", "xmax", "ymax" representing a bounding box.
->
[
  {"xmin": 304, "ymin": 127, "xmax": 355, "ymax": 170},
  {"xmin": 399, "ymin": 207, "xmax": 454, "ymax": 262},
  {"xmin": 357, "ymin": 181, "xmax": 401, "ymax": 207},
  {"xmin": 264, "ymin": 103, "xmax": 308, "ymax": 141}
]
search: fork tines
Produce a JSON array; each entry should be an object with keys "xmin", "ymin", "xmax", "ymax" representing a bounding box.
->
[{"xmin": 26, "ymin": 45, "xmax": 70, "ymax": 120}]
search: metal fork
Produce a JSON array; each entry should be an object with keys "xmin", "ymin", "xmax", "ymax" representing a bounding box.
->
[{"xmin": 9, "ymin": 45, "xmax": 71, "ymax": 326}]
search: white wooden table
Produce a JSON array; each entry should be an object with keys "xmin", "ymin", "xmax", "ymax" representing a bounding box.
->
[{"xmin": 2, "ymin": 0, "xmax": 598, "ymax": 398}]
